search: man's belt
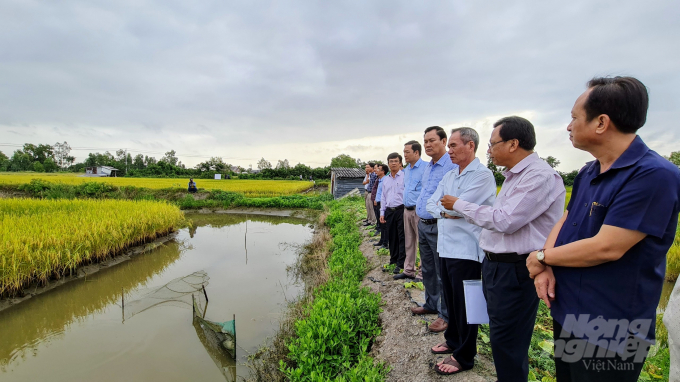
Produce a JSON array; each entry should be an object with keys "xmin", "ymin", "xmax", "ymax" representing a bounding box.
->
[
  {"xmin": 419, "ymin": 218, "xmax": 437, "ymax": 225},
  {"xmin": 405, "ymin": 205, "xmax": 416, "ymax": 210},
  {"xmin": 484, "ymin": 251, "xmax": 530, "ymax": 263},
  {"xmin": 387, "ymin": 204, "xmax": 404, "ymax": 211}
]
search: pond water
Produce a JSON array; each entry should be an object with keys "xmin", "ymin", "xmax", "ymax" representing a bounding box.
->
[{"xmin": 0, "ymin": 213, "xmax": 314, "ymax": 382}]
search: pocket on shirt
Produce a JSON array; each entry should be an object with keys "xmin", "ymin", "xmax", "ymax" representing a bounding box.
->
[{"xmin": 578, "ymin": 202, "xmax": 608, "ymax": 238}]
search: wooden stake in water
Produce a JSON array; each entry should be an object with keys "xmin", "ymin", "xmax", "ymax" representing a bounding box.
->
[
  {"xmin": 121, "ymin": 287, "xmax": 124, "ymax": 322},
  {"xmin": 202, "ymin": 284, "xmax": 209, "ymax": 303}
]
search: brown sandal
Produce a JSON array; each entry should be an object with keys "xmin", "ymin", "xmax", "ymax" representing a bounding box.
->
[
  {"xmin": 434, "ymin": 356, "xmax": 469, "ymax": 375},
  {"xmin": 430, "ymin": 342, "xmax": 454, "ymax": 354}
]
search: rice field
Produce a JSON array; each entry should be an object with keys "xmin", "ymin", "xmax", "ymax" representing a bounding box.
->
[
  {"xmin": 0, "ymin": 198, "xmax": 185, "ymax": 295},
  {"xmin": 0, "ymin": 173, "xmax": 314, "ymax": 197}
]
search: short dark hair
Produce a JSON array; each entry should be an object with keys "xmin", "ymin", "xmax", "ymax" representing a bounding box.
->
[
  {"xmin": 424, "ymin": 126, "xmax": 447, "ymax": 141},
  {"xmin": 368, "ymin": 162, "xmax": 376, "ymax": 167},
  {"xmin": 493, "ymin": 116, "xmax": 536, "ymax": 151},
  {"xmin": 584, "ymin": 76, "xmax": 648, "ymax": 134},
  {"xmin": 404, "ymin": 140, "xmax": 422, "ymax": 155},
  {"xmin": 387, "ymin": 152, "xmax": 402, "ymax": 162},
  {"xmin": 379, "ymin": 164, "xmax": 389, "ymax": 174}
]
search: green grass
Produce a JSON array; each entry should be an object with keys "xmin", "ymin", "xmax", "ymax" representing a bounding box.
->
[{"xmin": 280, "ymin": 197, "xmax": 388, "ymax": 381}]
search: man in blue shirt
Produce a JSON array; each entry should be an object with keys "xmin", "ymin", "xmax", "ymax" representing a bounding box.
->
[
  {"xmin": 395, "ymin": 140, "xmax": 426, "ymax": 280},
  {"xmin": 372, "ymin": 164, "xmax": 388, "ymax": 249},
  {"xmin": 412, "ymin": 126, "xmax": 457, "ymax": 333},
  {"xmin": 527, "ymin": 76, "xmax": 680, "ymax": 381}
]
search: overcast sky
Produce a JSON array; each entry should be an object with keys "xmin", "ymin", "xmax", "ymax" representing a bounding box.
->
[{"xmin": 1, "ymin": 0, "xmax": 678, "ymax": 171}]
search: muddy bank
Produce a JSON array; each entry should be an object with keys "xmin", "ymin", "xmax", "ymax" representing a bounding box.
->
[
  {"xmin": 189, "ymin": 207, "xmax": 316, "ymax": 219},
  {"xmin": 358, "ymin": 225, "xmax": 497, "ymax": 382},
  {"xmin": 0, "ymin": 231, "xmax": 178, "ymax": 313}
]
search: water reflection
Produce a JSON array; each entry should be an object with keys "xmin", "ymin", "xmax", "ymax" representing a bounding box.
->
[{"xmin": 0, "ymin": 213, "xmax": 312, "ymax": 382}]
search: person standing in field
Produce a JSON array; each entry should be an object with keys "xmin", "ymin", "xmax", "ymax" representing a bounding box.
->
[
  {"xmin": 380, "ymin": 153, "xmax": 406, "ymax": 273},
  {"xmin": 363, "ymin": 163, "xmax": 377, "ymax": 226},
  {"xmin": 372, "ymin": 163, "xmax": 389, "ymax": 249},
  {"xmin": 411, "ymin": 126, "xmax": 457, "ymax": 334},
  {"xmin": 395, "ymin": 140, "xmax": 426, "ymax": 280},
  {"xmin": 440, "ymin": 116, "xmax": 565, "ymax": 381},
  {"xmin": 427, "ymin": 127, "xmax": 497, "ymax": 375},
  {"xmin": 527, "ymin": 76, "xmax": 680, "ymax": 382}
]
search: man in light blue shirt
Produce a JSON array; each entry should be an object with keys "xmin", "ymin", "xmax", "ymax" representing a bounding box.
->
[
  {"xmin": 412, "ymin": 126, "xmax": 457, "ymax": 333},
  {"xmin": 427, "ymin": 127, "xmax": 496, "ymax": 375},
  {"xmin": 395, "ymin": 140, "xmax": 426, "ymax": 280},
  {"xmin": 373, "ymin": 164, "xmax": 388, "ymax": 249}
]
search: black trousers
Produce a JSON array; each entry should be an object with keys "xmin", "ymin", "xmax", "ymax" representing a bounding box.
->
[
  {"xmin": 373, "ymin": 203, "xmax": 386, "ymax": 245},
  {"xmin": 553, "ymin": 320, "xmax": 646, "ymax": 382},
  {"xmin": 482, "ymin": 258, "xmax": 539, "ymax": 382},
  {"xmin": 441, "ymin": 257, "xmax": 482, "ymax": 370},
  {"xmin": 385, "ymin": 207, "xmax": 405, "ymax": 269}
]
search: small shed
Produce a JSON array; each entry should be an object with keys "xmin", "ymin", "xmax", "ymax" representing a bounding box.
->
[
  {"xmin": 330, "ymin": 167, "xmax": 366, "ymax": 199},
  {"xmin": 84, "ymin": 166, "xmax": 119, "ymax": 177}
]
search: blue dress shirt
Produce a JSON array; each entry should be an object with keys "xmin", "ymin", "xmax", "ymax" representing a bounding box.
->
[
  {"xmin": 375, "ymin": 177, "xmax": 384, "ymax": 203},
  {"xmin": 416, "ymin": 155, "xmax": 457, "ymax": 219},
  {"xmin": 403, "ymin": 158, "xmax": 426, "ymax": 207}
]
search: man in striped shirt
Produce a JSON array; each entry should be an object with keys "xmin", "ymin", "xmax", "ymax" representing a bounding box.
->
[{"xmin": 441, "ymin": 116, "xmax": 566, "ymax": 381}]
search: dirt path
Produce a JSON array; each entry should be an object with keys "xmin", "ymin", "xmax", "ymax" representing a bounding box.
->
[{"xmin": 359, "ymin": 226, "xmax": 498, "ymax": 382}]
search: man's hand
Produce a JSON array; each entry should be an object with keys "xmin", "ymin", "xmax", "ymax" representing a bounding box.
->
[
  {"xmin": 380, "ymin": 216, "xmax": 386, "ymax": 224},
  {"xmin": 527, "ymin": 250, "xmax": 546, "ymax": 278},
  {"xmin": 440, "ymin": 195, "xmax": 459, "ymax": 210},
  {"xmin": 373, "ymin": 201, "xmax": 377, "ymax": 206},
  {"xmin": 534, "ymin": 266, "xmax": 556, "ymax": 308}
]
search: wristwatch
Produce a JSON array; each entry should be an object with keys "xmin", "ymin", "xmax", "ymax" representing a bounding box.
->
[
  {"xmin": 440, "ymin": 211, "xmax": 446, "ymax": 218},
  {"xmin": 536, "ymin": 249, "xmax": 547, "ymax": 266}
]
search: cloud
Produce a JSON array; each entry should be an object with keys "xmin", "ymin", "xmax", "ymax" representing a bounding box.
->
[{"xmin": 0, "ymin": 0, "xmax": 678, "ymax": 171}]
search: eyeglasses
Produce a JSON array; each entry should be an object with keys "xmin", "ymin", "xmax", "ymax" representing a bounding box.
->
[{"xmin": 487, "ymin": 140, "xmax": 506, "ymax": 149}]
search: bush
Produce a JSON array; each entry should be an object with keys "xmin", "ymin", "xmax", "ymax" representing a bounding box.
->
[{"xmin": 280, "ymin": 197, "xmax": 388, "ymax": 381}]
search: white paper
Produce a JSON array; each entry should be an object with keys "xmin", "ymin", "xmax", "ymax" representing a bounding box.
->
[
  {"xmin": 214, "ymin": 174, "xmax": 222, "ymax": 180},
  {"xmin": 463, "ymin": 280, "xmax": 489, "ymax": 324}
]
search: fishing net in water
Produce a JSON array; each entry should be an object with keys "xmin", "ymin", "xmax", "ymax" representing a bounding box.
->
[
  {"xmin": 122, "ymin": 270, "xmax": 209, "ymax": 320},
  {"xmin": 193, "ymin": 296, "xmax": 237, "ymax": 361}
]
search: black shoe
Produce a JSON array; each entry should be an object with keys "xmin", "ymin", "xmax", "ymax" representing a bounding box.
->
[
  {"xmin": 393, "ymin": 267, "xmax": 403, "ymax": 274},
  {"xmin": 393, "ymin": 273, "xmax": 415, "ymax": 280},
  {"xmin": 414, "ymin": 277, "xmax": 423, "ymax": 283},
  {"xmin": 363, "ymin": 222, "xmax": 372, "ymax": 227},
  {"xmin": 373, "ymin": 242, "xmax": 383, "ymax": 247}
]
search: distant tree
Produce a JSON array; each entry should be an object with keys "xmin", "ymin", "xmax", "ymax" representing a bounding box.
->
[
  {"xmin": 542, "ymin": 156, "xmax": 560, "ymax": 169},
  {"xmin": 330, "ymin": 154, "xmax": 361, "ymax": 168},
  {"xmin": 9, "ymin": 150, "xmax": 32, "ymax": 171},
  {"xmin": 0, "ymin": 151, "xmax": 8, "ymax": 171},
  {"xmin": 487, "ymin": 155, "xmax": 505, "ymax": 185},
  {"xmin": 132, "ymin": 154, "xmax": 146, "ymax": 169},
  {"xmin": 276, "ymin": 159, "xmax": 290, "ymax": 169},
  {"xmin": 23, "ymin": 143, "xmax": 54, "ymax": 163},
  {"xmin": 53, "ymin": 141, "xmax": 72, "ymax": 170},
  {"xmin": 257, "ymin": 157, "xmax": 272, "ymax": 170},
  {"xmin": 560, "ymin": 170, "xmax": 579, "ymax": 186},
  {"xmin": 196, "ymin": 157, "xmax": 228, "ymax": 172},
  {"xmin": 666, "ymin": 151, "xmax": 680, "ymax": 167},
  {"xmin": 43, "ymin": 157, "xmax": 58, "ymax": 172},
  {"xmin": 161, "ymin": 150, "xmax": 179, "ymax": 166},
  {"xmin": 145, "ymin": 156, "xmax": 157, "ymax": 166},
  {"xmin": 33, "ymin": 161, "xmax": 45, "ymax": 172}
]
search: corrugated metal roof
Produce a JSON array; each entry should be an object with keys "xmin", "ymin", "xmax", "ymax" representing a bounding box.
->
[{"xmin": 331, "ymin": 167, "xmax": 365, "ymax": 178}]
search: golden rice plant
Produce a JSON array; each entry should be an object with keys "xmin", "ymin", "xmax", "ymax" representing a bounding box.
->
[
  {"xmin": 666, "ymin": 219, "xmax": 680, "ymax": 281},
  {"xmin": 0, "ymin": 198, "xmax": 185, "ymax": 295},
  {"xmin": 0, "ymin": 173, "xmax": 313, "ymax": 197}
]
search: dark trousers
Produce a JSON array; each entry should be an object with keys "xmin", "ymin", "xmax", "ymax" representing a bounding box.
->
[
  {"xmin": 482, "ymin": 258, "xmax": 539, "ymax": 382},
  {"xmin": 441, "ymin": 257, "xmax": 482, "ymax": 370},
  {"xmin": 418, "ymin": 221, "xmax": 448, "ymax": 322},
  {"xmin": 373, "ymin": 203, "xmax": 386, "ymax": 245},
  {"xmin": 553, "ymin": 320, "xmax": 646, "ymax": 382},
  {"xmin": 385, "ymin": 208, "xmax": 405, "ymax": 269}
]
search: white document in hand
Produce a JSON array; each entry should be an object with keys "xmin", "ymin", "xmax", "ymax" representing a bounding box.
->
[{"xmin": 463, "ymin": 280, "xmax": 489, "ymax": 324}]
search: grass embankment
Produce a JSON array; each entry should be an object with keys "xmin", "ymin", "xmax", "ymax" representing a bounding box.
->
[
  {"xmin": 1, "ymin": 179, "xmax": 332, "ymax": 210},
  {"xmin": 0, "ymin": 198, "xmax": 185, "ymax": 296},
  {"xmin": 0, "ymin": 173, "xmax": 313, "ymax": 197},
  {"xmin": 248, "ymin": 197, "xmax": 387, "ymax": 381}
]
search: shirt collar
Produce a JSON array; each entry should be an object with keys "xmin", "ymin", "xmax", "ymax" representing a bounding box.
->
[
  {"xmin": 431, "ymin": 155, "xmax": 452, "ymax": 168},
  {"xmin": 459, "ymin": 157, "xmax": 482, "ymax": 176},
  {"xmin": 586, "ymin": 135, "xmax": 649, "ymax": 175},
  {"xmin": 390, "ymin": 169, "xmax": 404, "ymax": 178},
  {"xmin": 504, "ymin": 152, "xmax": 539, "ymax": 176},
  {"xmin": 410, "ymin": 158, "xmax": 424, "ymax": 169}
]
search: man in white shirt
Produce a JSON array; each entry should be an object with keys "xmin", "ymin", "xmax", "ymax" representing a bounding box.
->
[{"xmin": 427, "ymin": 128, "xmax": 497, "ymax": 375}]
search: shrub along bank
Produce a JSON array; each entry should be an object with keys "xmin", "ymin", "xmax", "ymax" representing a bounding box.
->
[
  {"xmin": 279, "ymin": 197, "xmax": 388, "ymax": 381},
  {"xmin": 2, "ymin": 179, "xmax": 333, "ymax": 210}
]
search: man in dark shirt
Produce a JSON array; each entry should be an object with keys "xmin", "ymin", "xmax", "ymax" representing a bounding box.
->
[{"xmin": 527, "ymin": 76, "xmax": 680, "ymax": 381}]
